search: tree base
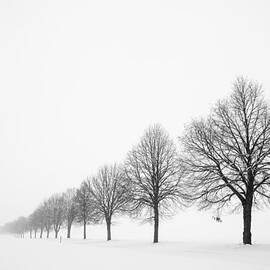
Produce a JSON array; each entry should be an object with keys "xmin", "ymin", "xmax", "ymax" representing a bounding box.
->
[{"xmin": 243, "ymin": 232, "xmax": 252, "ymax": 245}]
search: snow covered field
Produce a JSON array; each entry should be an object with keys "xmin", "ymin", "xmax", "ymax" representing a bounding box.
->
[
  {"xmin": 1, "ymin": 235, "xmax": 270, "ymax": 270},
  {"xmin": 2, "ymin": 211, "xmax": 270, "ymax": 270}
]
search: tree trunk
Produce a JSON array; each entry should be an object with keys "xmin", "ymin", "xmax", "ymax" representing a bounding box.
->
[
  {"xmin": 40, "ymin": 228, "xmax": 43, "ymax": 238},
  {"xmin": 153, "ymin": 205, "xmax": 159, "ymax": 243},
  {"xmin": 34, "ymin": 230, "xmax": 37, "ymax": 238},
  {"xmin": 55, "ymin": 230, "xmax": 58, "ymax": 239},
  {"xmin": 46, "ymin": 229, "xmax": 50, "ymax": 238},
  {"xmin": 30, "ymin": 230, "xmax": 32, "ymax": 239},
  {"xmin": 67, "ymin": 223, "xmax": 72, "ymax": 239},
  {"xmin": 243, "ymin": 202, "xmax": 252, "ymax": 244},
  {"xmin": 106, "ymin": 218, "xmax": 111, "ymax": 241},
  {"xmin": 83, "ymin": 220, "xmax": 86, "ymax": 239}
]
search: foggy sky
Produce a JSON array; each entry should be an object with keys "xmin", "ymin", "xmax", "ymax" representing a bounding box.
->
[{"xmin": 0, "ymin": 0, "xmax": 270, "ymax": 225}]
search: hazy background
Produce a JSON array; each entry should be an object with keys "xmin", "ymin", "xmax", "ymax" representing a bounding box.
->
[{"xmin": 0, "ymin": 0, "xmax": 270, "ymax": 240}]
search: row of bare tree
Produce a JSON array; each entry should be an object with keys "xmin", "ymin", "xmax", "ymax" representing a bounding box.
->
[
  {"xmin": 2, "ymin": 77, "xmax": 270, "ymax": 245},
  {"xmin": 2, "ymin": 125, "xmax": 183, "ymax": 243}
]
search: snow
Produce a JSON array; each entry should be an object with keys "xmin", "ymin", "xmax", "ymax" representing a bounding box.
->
[
  {"xmin": 1, "ymin": 235, "xmax": 269, "ymax": 270},
  {"xmin": 1, "ymin": 211, "xmax": 270, "ymax": 270}
]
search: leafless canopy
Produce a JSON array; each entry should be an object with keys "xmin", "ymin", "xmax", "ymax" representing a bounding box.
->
[{"xmin": 180, "ymin": 77, "xmax": 270, "ymax": 244}]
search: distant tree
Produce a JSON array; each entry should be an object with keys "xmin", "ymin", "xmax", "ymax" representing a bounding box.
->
[
  {"xmin": 42, "ymin": 199, "xmax": 53, "ymax": 238},
  {"xmin": 28, "ymin": 211, "xmax": 39, "ymax": 238},
  {"xmin": 75, "ymin": 180, "xmax": 97, "ymax": 239},
  {"xmin": 16, "ymin": 217, "xmax": 28, "ymax": 238},
  {"xmin": 3, "ymin": 216, "xmax": 28, "ymax": 237},
  {"xmin": 35, "ymin": 205, "xmax": 46, "ymax": 238},
  {"xmin": 27, "ymin": 215, "xmax": 33, "ymax": 238},
  {"xmin": 125, "ymin": 124, "xmax": 185, "ymax": 243},
  {"xmin": 180, "ymin": 77, "xmax": 270, "ymax": 244},
  {"xmin": 63, "ymin": 188, "xmax": 77, "ymax": 238},
  {"xmin": 49, "ymin": 194, "xmax": 66, "ymax": 238},
  {"xmin": 27, "ymin": 206, "xmax": 46, "ymax": 239},
  {"xmin": 90, "ymin": 164, "xmax": 130, "ymax": 240}
]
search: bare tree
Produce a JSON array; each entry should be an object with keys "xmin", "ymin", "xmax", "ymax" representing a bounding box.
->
[
  {"xmin": 29, "ymin": 206, "xmax": 46, "ymax": 239},
  {"xmin": 2, "ymin": 217, "xmax": 28, "ymax": 238},
  {"xmin": 29, "ymin": 211, "xmax": 40, "ymax": 238},
  {"xmin": 75, "ymin": 180, "xmax": 97, "ymax": 239},
  {"xmin": 36, "ymin": 206, "xmax": 46, "ymax": 238},
  {"xmin": 49, "ymin": 194, "xmax": 66, "ymax": 238},
  {"xmin": 63, "ymin": 188, "xmax": 77, "ymax": 238},
  {"xmin": 42, "ymin": 200, "xmax": 53, "ymax": 238},
  {"xmin": 125, "ymin": 124, "xmax": 185, "ymax": 243},
  {"xmin": 180, "ymin": 77, "xmax": 270, "ymax": 244},
  {"xmin": 90, "ymin": 164, "xmax": 130, "ymax": 240},
  {"xmin": 27, "ymin": 216, "xmax": 33, "ymax": 238}
]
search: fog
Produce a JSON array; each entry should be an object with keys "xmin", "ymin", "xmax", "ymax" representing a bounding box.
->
[{"xmin": 0, "ymin": 0, "xmax": 270, "ymax": 229}]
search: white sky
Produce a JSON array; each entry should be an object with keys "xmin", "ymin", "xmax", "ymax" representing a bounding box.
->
[{"xmin": 0, "ymin": 0, "xmax": 270, "ymax": 225}]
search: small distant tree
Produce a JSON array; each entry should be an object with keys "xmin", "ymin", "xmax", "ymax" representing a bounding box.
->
[
  {"xmin": 36, "ymin": 205, "xmax": 46, "ymax": 238},
  {"xmin": 49, "ymin": 194, "xmax": 66, "ymax": 238},
  {"xmin": 180, "ymin": 77, "xmax": 270, "ymax": 244},
  {"xmin": 4, "ymin": 216, "xmax": 28, "ymax": 237},
  {"xmin": 27, "ymin": 215, "xmax": 34, "ymax": 238},
  {"xmin": 23, "ymin": 216, "xmax": 32, "ymax": 238},
  {"xmin": 125, "ymin": 124, "xmax": 185, "ymax": 243},
  {"xmin": 75, "ymin": 180, "xmax": 97, "ymax": 239},
  {"xmin": 43, "ymin": 199, "xmax": 53, "ymax": 238},
  {"xmin": 63, "ymin": 188, "xmax": 77, "ymax": 238},
  {"xmin": 29, "ymin": 211, "xmax": 39, "ymax": 238},
  {"xmin": 28, "ymin": 206, "xmax": 46, "ymax": 239},
  {"xmin": 90, "ymin": 164, "xmax": 131, "ymax": 240}
]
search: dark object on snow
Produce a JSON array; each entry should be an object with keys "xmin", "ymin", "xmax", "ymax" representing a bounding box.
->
[{"xmin": 212, "ymin": 216, "xmax": 222, "ymax": 223}]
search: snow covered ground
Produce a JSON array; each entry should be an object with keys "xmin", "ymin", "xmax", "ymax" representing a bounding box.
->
[
  {"xmin": 1, "ymin": 234, "xmax": 270, "ymax": 270},
  {"xmin": 1, "ymin": 210, "xmax": 270, "ymax": 270}
]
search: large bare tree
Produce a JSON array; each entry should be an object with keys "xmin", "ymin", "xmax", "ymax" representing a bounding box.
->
[
  {"xmin": 90, "ymin": 164, "xmax": 130, "ymax": 241},
  {"xmin": 125, "ymin": 124, "xmax": 185, "ymax": 243},
  {"xmin": 180, "ymin": 77, "xmax": 270, "ymax": 244}
]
